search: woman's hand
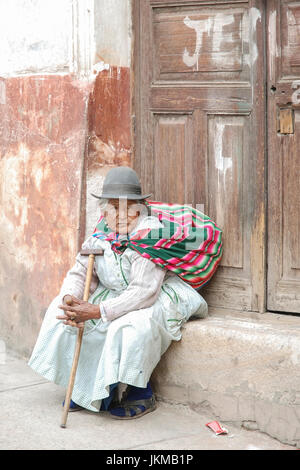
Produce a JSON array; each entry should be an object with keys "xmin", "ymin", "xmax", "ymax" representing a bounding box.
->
[{"xmin": 56, "ymin": 295, "xmax": 101, "ymax": 328}]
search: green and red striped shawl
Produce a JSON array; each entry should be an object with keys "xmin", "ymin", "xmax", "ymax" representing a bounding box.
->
[{"xmin": 92, "ymin": 200, "xmax": 223, "ymax": 289}]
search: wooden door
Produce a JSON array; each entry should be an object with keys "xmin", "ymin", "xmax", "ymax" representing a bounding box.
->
[
  {"xmin": 133, "ymin": 0, "xmax": 266, "ymax": 312},
  {"xmin": 267, "ymin": 0, "xmax": 300, "ymax": 313}
]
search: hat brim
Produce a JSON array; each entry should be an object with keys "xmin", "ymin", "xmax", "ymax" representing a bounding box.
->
[{"xmin": 91, "ymin": 193, "xmax": 152, "ymax": 200}]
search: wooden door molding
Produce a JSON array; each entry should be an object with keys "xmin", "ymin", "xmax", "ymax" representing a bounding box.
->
[
  {"xmin": 133, "ymin": 0, "xmax": 266, "ymax": 312},
  {"xmin": 267, "ymin": 0, "xmax": 300, "ymax": 312}
]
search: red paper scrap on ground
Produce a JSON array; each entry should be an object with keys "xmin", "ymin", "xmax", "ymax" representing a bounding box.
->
[{"xmin": 206, "ymin": 421, "xmax": 228, "ymax": 435}]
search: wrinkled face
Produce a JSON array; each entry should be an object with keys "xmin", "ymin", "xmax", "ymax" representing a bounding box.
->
[{"xmin": 103, "ymin": 199, "xmax": 146, "ymax": 234}]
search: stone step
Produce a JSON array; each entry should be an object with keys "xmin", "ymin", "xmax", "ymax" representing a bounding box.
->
[{"xmin": 152, "ymin": 308, "xmax": 300, "ymax": 448}]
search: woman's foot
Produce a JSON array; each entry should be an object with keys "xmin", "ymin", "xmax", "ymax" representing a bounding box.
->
[
  {"xmin": 109, "ymin": 383, "xmax": 156, "ymax": 420},
  {"xmin": 100, "ymin": 383, "xmax": 120, "ymax": 411}
]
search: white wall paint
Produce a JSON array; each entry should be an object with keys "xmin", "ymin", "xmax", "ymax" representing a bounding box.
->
[
  {"xmin": 0, "ymin": 0, "xmax": 132, "ymax": 77},
  {"xmin": 94, "ymin": 0, "xmax": 132, "ymax": 68},
  {"xmin": 0, "ymin": 0, "xmax": 72, "ymax": 76}
]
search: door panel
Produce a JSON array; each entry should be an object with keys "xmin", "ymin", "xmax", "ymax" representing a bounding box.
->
[
  {"xmin": 207, "ymin": 114, "xmax": 248, "ymax": 270},
  {"xmin": 153, "ymin": 7, "xmax": 245, "ymax": 79},
  {"xmin": 267, "ymin": 0, "xmax": 300, "ymax": 312},
  {"xmin": 134, "ymin": 0, "xmax": 266, "ymax": 312},
  {"xmin": 152, "ymin": 112, "xmax": 195, "ymax": 204}
]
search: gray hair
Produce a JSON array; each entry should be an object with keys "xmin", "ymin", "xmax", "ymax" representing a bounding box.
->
[{"xmin": 98, "ymin": 198, "xmax": 109, "ymax": 211}]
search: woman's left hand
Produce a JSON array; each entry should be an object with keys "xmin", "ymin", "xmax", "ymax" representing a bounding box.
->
[{"xmin": 57, "ymin": 296, "xmax": 100, "ymax": 328}]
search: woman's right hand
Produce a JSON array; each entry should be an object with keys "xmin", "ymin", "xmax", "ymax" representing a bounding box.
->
[
  {"xmin": 57, "ymin": 295, "xmax": 100, "ymax": 328},
  {"xmin": 59, "ymin": 294, "xmax": 81, "ymax": 328},
  {"xmin": 60, "ymin": 295, "xmax": 76, "ymax": 326},
  {"xmin": 62, "ymin": 294, "xmax": 73, "ymax": 306}
]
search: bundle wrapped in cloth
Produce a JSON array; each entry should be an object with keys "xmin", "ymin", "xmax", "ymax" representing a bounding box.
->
[{"xmin": 92, "ymin": 200, "xmax": 223, "ymax": 289}]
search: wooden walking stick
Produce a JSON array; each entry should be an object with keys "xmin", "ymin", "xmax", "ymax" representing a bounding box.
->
[{"xmin": 60, "ymin": 248, "xmax": 103, "ymax": 428}]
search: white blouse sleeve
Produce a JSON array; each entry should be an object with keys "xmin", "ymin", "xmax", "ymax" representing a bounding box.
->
[
  {"xmin": 58, "ymin": 253, "xmax": 99, "ymax": 303},
  {"xmin": 100, "ymin": 252, "xmax": 166, "ymax": 322}
]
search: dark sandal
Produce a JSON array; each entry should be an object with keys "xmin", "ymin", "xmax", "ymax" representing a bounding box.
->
[{"xmin": 110, "ymin": 396, "xmax": 156, "ymax": 420}]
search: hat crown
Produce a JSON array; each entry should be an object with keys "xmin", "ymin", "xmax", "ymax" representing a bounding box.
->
[
  {"xmin": 104, "ymin": 166, "xmax": 140, "ymax": 187},
  {"xmin": 90, "ymin": 166, "xmax": 152, "ymax": 200}
]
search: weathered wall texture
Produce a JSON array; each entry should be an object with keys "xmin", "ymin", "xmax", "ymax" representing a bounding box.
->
[
  {"xmin": 85, "ymin": 66, "xmax": 132, "ymax": 237},
  {"xmin": 0, "ymin": 76, "xmax": 90, "ymax": 356},
  {"xmin": 0, "ymin": 0, "xmax": 132, "ymax": 356},
  {"xmin": 0, "ymin": 0, "xmax": 72, "ymax": 76},
  {"xmin": 84, "ymin": 0, "xmax": 133, "ymax": 237}
]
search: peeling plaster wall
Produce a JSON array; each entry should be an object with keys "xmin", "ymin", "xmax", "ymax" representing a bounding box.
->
[
  {"xmin": 94, "ymin": 0, "xmax": 132, "ymax": 68},
  {"xmin": 86, "ymin": 66, "xmax": 132, "ymax": 237},
  {"xmin": 0, "ymin": 0, "xmax": 133, "ymax": 356},
  {"xmin": 0, "ymin": 76, "xmax": 90, "ymax": 357},
  {"xmin": 85, "ymin": 0, "xmax": 133, "ymax": 238}
]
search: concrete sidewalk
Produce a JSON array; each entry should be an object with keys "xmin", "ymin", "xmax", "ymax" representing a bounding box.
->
[{"xmin": 0, "ymin": 349, "xmax": 295, "ymax": 451}]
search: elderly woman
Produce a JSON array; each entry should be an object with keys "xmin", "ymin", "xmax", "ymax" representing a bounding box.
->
[{"xmin": 28, "ymin": 167, "xmax": 211, "ymax": 419}]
